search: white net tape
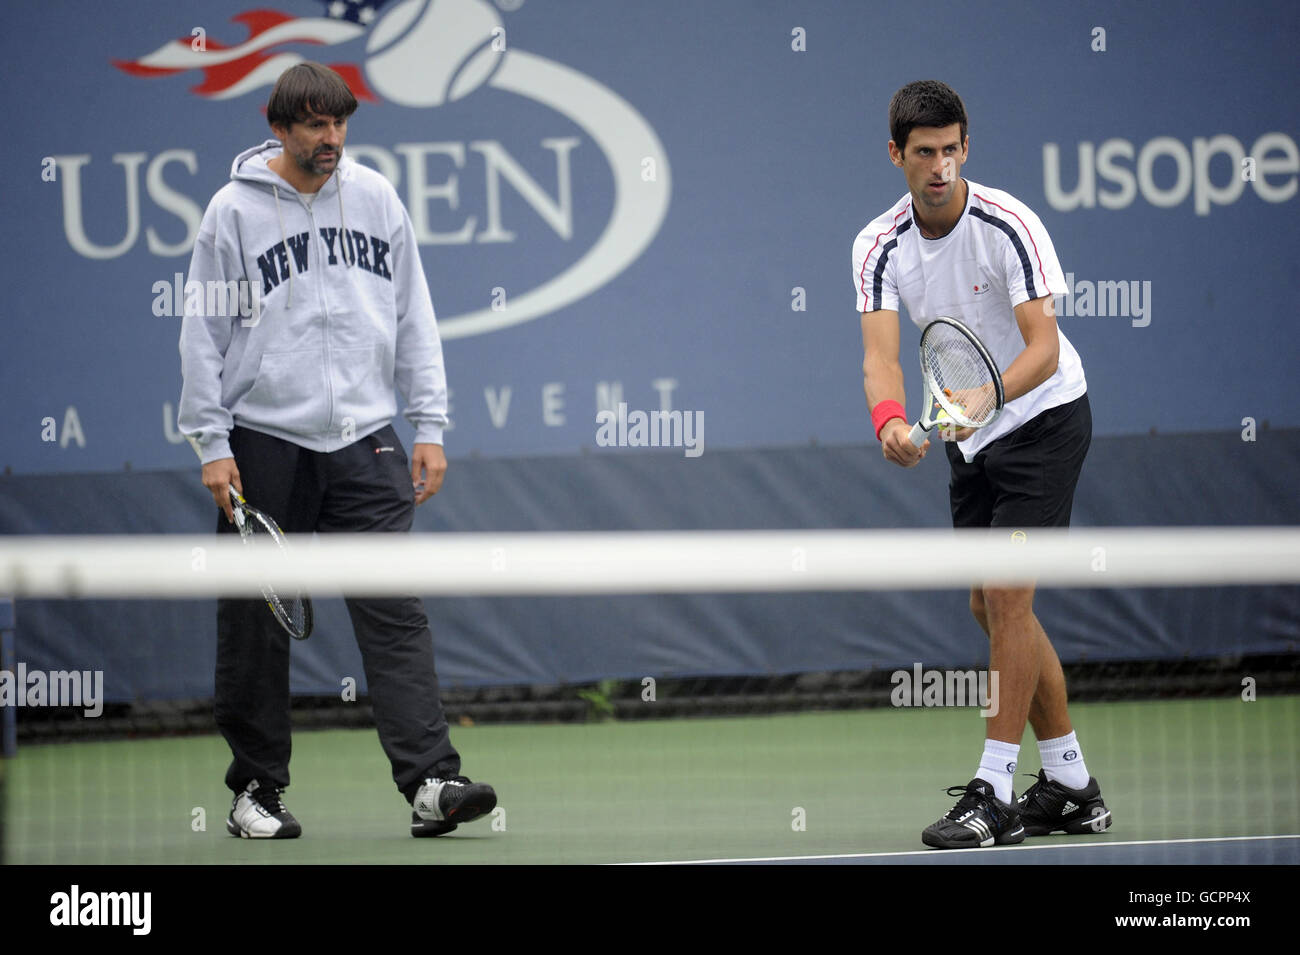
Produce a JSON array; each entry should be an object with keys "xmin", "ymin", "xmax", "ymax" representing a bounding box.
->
[{"xmin": 0, "ymin": 527, "xmax": 1297, "ymax": 598}]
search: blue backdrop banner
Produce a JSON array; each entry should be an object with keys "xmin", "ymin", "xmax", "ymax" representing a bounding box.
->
[{"xmin": 3, "ymin": 0, "xmax": 1297, "ymax": 473}]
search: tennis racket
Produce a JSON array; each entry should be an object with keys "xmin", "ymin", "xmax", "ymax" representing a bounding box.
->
[
  {"xmin": 229, "ymin": 487, "xmax": 313, "ymax": 640},
  {"xmin": 909, "ymin": 316, "xmax": 1005, "ymax": 447}
]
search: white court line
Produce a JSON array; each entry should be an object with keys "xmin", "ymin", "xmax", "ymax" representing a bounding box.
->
[{"xmin": 617, "ymin": 834, "xmax": 1300, "ymax": 865}]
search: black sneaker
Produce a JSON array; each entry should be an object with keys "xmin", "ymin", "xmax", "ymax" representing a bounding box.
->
[
  {"xmin": 226, "ymin": 779, "xmax": 302, "ymax": 839},
  {"xmin": 921, "ymin": 778, "xmax": 1025, "ymax": 849},
  {"xmin": 410, "ymin": 775, "xmax": 497, "ymax": 838},
  {"xmin": 1017, "ymin": 770, "xmax": 1112, "ymax": 836}
]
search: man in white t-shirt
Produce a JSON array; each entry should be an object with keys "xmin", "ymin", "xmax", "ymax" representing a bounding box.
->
[{"xmin": 853, "ymin": 81, "xmax": 1111, "ymax": 849}]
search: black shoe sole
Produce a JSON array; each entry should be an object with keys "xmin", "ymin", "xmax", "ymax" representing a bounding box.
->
[
  {"xmin": 921, "ymin": 823, "xmax": 1026, "ymax": 849},
  {"xmin": 226, "ymin": 815, "xmax": 302, "ymax": 839},
  {"xmin": 411, "ymin": 813, "xmax": 459, "ymax": 838}
]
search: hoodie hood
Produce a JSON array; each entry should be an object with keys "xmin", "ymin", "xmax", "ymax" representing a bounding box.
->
[{"xmin": 229, "ymin": 139, "xmax": 354, "ymax": 189}]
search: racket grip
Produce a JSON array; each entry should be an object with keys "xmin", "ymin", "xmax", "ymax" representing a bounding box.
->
[{"xmin": 908, "ymin": 422, "xmax": 927, "ymax": 448}]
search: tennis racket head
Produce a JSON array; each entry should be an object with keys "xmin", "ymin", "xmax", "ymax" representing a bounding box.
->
[
  {"xmin": 918, "ymin": 317, "xmax": 1005, "ymax": 429},
  {"xmin": 228, "ymin": 487, "xmax": 314, "ymax": 640}
]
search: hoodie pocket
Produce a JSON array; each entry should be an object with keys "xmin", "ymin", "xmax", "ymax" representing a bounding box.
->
[
  {"xmin": 238, "ymin": 349, "xmax": 328, "ymax": 434},
  {"xmin": 331, "ymin": 343, "xmax": 395, "ymax": 431}
]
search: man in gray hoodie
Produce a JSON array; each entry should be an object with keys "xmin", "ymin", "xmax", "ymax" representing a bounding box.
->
[{"xmin": 179, "ymin": 62, "xmax": 495, "ymax": 839}]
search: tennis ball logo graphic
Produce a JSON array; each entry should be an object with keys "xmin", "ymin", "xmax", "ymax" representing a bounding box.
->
[{"xmin": 365, "ymin": 0, "xmax": 506, "ymax": 107}]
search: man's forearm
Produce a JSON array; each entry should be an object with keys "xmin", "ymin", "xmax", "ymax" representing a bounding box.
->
[
  {"xmin": 864, "ymin": 359, "xmax": 907, "ymax": 414},
  {"xmin": 1000, "ymin": 337, "xmax": 1059, "ymax": 403},
  {"xmin": 395, "ymin": 345, "xmax": 448, "ymax": 445}
]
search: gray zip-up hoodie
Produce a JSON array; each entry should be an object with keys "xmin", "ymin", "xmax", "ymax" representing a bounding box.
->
[{"xmin": 178, "ymin": 140, "xmax": 447, "ymax": 463}]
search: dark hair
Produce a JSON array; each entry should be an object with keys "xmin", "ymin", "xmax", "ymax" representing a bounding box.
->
[
  {"xmin": 266, "ymin": 62, "xmax": 358, "ymax": 128},
  {"xmin": 889, "ymin": 80, "xmax": 967, "ymax": 151}
]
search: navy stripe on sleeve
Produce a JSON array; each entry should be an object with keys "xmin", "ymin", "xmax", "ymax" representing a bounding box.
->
[
  {"xmin": 969, "ymin": 207, "xmax": 1037, "ymax": 300},
  {"xmin": 873, "ymin": 218, "xmax": 912, "ymax": 307}
]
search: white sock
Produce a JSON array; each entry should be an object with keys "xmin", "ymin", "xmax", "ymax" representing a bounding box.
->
[
  {"xmin": 1038, "ymin": 731, "xmax": 1090, "ymax": 790},
  {"xmin": 976, "ymin": 739, "xmax": 1020, "ymax": 804}
]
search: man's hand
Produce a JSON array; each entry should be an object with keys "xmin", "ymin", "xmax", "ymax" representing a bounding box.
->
[
  {"xmin": 944, "ymin": 382, "xmax": 998, "ymax": 424},
  {"xmin": 880, "ymin": 418, "xmax": 927, "ymax": 467},
  {"xmin": 411, "ymin": 443, "xmax": 447, "ymax": 505},
  {"xmin": 202, "ymin": 457, "xmax": 242, "ymax": 523}
]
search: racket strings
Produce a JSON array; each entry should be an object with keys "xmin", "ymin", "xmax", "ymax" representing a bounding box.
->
[
  {"xmin": 922, "ymin": 328, "xmax": 999, "ymax": 426},
  {"xmin": 267, "ymin": 589, "xmax": 310, "ymax": 638},
  {"xmin": 239, "ymin": 508, "xmax": 313, "ymax": 640}
]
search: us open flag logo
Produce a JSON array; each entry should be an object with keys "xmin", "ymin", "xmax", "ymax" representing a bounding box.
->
[{"xmin": 114, "ymin": 4, "xmax": 380, "ymax": 102}]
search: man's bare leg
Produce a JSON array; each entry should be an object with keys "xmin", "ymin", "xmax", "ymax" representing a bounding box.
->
[{"xmin": 969, "ymin": 585, "xmax": 1072, "ymax": 741}]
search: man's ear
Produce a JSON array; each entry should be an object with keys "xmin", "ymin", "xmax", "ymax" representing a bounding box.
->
[
  {"xmin": 888, "ymin": 139, "xmax": 904, "ymax": 168},
  {"xmin": 268, "ymin": 121, "xmax": 289, "ymax": 143}
]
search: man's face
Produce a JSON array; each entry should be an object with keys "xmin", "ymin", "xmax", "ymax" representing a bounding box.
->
[
  {"xmin": 273, "ymin": 111, "xmax": 348, "ymax": 178},
  {"xmin": 889, "ymin": 123, "xmax": 968, "ymax": 212}
]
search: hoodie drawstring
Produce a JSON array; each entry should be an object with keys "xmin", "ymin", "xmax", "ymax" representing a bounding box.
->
[
  {"xmin": 335, "ymin": 172, "xmax": 352, "ymax": 268},
  {"xmin": 271, "ymin": 184, "xmax": 294, "ymax": 308}
]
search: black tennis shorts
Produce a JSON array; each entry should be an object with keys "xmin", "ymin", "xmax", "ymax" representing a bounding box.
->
[{"xmin": 944, "ymin": 393, "xmax": 1092, "ymax": 529}]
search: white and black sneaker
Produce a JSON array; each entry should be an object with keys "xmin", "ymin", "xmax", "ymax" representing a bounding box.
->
[
  {"xmin": 921, "ymin": 778, "xmax": 1026, "ymax": 849},
  {"xmin": 411, "ymin": 775, "xmax": 497, "ymax": 838},
  {"xmin": 226, "ymin": 779, "xmax": 302, "ymax": 839},
  {"xmin": 1017, "ymin": 769, "xmax": 1112, "ymax": 836}
]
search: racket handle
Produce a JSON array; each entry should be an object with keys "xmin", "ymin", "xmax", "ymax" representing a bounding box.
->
[{"xmin": 908, "ymin": 422, "xmax": 928, "ymax": 448}]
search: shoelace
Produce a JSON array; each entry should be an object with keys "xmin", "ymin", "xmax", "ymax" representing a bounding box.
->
[
  {"xmin": 1017, "ymin": 771, "xmax": 1058, "ymax": 814},
  {"xmin": 429, "ymin": 775, "xmax": 470, "ymax": 787},
  {"xmin": 943, "ymin": 784, "xmax": 1000, "ymax": 821},
  {"xmin": 251, "ymin": 785, "xmax": 287, "ymax": 813}
]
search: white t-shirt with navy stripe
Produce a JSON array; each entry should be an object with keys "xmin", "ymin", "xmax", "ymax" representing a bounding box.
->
[{"xmin": 852, "ymin": 179, "xmax": 1087, "ymax": 461}]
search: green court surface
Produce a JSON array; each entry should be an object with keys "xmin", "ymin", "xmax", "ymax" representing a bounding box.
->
[{"xmin": 5, "ymin": 696, "xmax": 1297, "ymax": 865}]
